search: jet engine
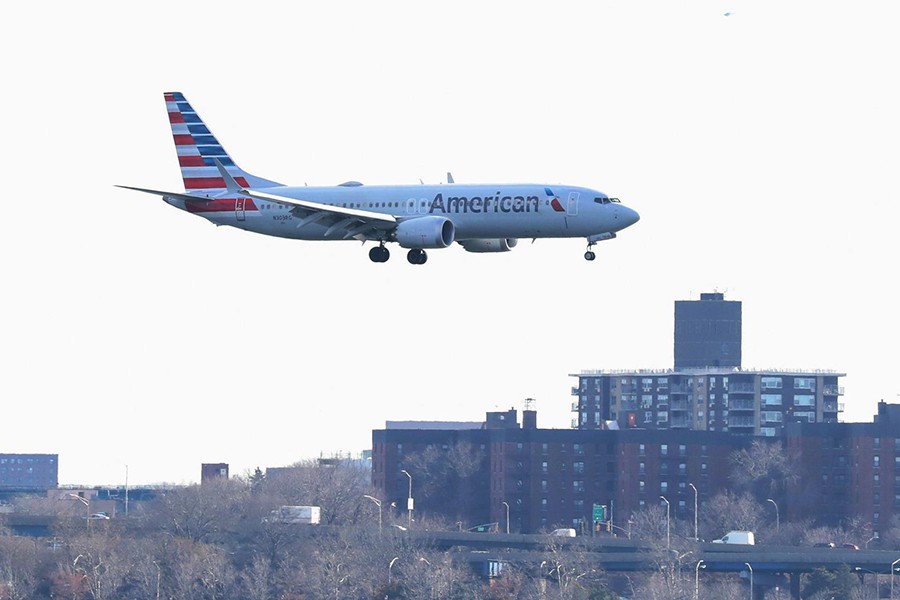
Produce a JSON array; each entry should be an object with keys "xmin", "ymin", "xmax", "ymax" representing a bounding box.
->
[
  {"xmin": 395, "ymin": 216, "xmax": 455, "ymax": 249},
  {"xmin": 458, "ymin": 238, "xmax": 518, "ymax": 253}
]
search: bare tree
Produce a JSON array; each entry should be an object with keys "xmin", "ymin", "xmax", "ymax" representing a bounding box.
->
[
  {"xmin": 0, "ymin": 536, "xmax": 44, "ymax": 600},
  {"xmin": 729, "ymin": 439, "xmax": 797, "ymax": 502},
  {"xmin": 699, "ymin": 491, "xmax": 765, "ymax": 540},
  {"xmin": 148, "ymin": 478, "xmax": 250, "ymax": 544}
]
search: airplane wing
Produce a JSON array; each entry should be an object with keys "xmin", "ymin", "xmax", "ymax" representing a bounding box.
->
[{"xmin": 209, "ymin": 159, "xmax": 396, "ymax": 239}]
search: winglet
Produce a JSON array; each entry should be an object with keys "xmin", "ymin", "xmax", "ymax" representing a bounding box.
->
[
  {"xmin": 447, "ymin": 172, "xmax": 455, "ymax": 184},
  {"xmin": 213, "ymin": 158, "xmax": 245, "ymax": 194}
]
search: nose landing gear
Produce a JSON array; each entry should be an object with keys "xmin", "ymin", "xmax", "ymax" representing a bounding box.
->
[{"xmin": 584, "ymin": 241, "xmax": 597, "ymax": 261}]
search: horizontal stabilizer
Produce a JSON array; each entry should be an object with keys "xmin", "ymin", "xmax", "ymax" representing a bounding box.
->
[{"xmin": 116, "ymin": 185, "xmax": 217, "ymax": 203}]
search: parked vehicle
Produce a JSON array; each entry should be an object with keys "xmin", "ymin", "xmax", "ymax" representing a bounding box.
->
[
  {"xmin": 712, "ymin": 530, "xmax": 755, "ymax": 545},
  {"xmin": 840, "ymin": 543, "xmax": 860, "ymax": 550},
  {"xmin": 814, "ymin": 542, "xmax": 836, "ymax": 548},
  {"xmin": 551, "ymin": 528, "xmax": 577, "ymax": 537},
  {"xmin": 267, "ymin": 505, "xmax": 320, "ymax": 525}
]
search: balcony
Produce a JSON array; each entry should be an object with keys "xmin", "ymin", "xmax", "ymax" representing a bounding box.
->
[
  {"xmin": 728, "ymin": 383, "xmax": 755, "ymax": 393},
  {"xmin": 671, "ymin": 417, "xmax": 692, "ymax": 428},
  {"xmin": 571, "ymin": 402, "xmax": 580, "ymax": 412},
  {"xmin": 571, "ymin": 387, "xmax": 580, "ymax": 396},
  {"xmin": 823, "ymin": 385, "xmax": 845, "ymax": 396},
  {"xmin": 727, "ymin": 416, "xmax": 755, "ymax": 428},
  {"xmin": 728, "ymin": 399, "xmax": 756, "ymax": 411},
  {"xmin": 670, "ymin": 400, "xmax": 690, "ymax": 411}
]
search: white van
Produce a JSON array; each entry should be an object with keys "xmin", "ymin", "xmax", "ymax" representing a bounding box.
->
[
  {"xmin": 551, "ymin": 528, "xmax": 577, "ymax": 537},
  {"xmin": 712, "ymin": 530, "xmax": 755, "ymax": 545}
]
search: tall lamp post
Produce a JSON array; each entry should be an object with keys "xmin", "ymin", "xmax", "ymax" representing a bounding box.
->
[
  {"xmin": 363, "ymin": 495, "xmax": 383, "ymax": 532},
  {"xmin": 388, "ymin": 556, "xmax": 399, "ymax": 585},
  {"xmin": 766, "ymin": 498, "xmax": 780, "ymax": 533},
  {"xmin": 401, "ymin": 469, "xmax": 413, "ymax": 528},
  {"xmin": 695, "ymin": 559, "xmax": 706, "ymax": 600},
  {"xmin": 744, "ymin": 563, "xmax": 753, "ymax": 600},
  {"xmin": 689, "ymin": 483, "xmax": 699, "ymax": 541},
  {"xmin": 660, "ymin": 496, "xmax": 670, "ymax": 551},
  {"xmin": 891, "ymin": 557, "xmax": 900, "ymax": 599},
  {"xmin": 67, "ymin": 493, "xmax": 90, "ymax": 529},
  {"xmin": 502, "ymin": 501, "xmax": 510, "ymax": 534}
]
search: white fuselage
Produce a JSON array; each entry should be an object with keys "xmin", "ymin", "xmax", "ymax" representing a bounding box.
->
[{"xmin": 168, "ymin": 183, "xmax": 639, "ymax": 242}]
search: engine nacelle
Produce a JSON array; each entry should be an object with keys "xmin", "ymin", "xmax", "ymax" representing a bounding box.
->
[
  {"xmin": 395, "ymin": 216, "xmax": 455, "ymax": 249},
  {"xmin": 458, "ymin": 238, "xmax": 518, "ymax": 253}
]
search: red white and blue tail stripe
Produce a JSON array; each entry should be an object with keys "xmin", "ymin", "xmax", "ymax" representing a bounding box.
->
[{"xmin": 165, "ymin": 92, "xmax": 281, "ymax": 192}]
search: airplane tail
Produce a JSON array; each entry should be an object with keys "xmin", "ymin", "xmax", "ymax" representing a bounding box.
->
[{"xmin": 164, "ymin": 92, "xmax": 282, "ymax": 192}]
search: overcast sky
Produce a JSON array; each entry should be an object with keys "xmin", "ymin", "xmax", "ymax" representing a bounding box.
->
[{"xmin": 2, "ymin": 1, "xmax": 898, "ymax": 486}]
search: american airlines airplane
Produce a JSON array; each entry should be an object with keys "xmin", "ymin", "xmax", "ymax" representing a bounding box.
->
[{"xmin": 120, "ymin": 92, "xmax": 640, "ymax": 264}]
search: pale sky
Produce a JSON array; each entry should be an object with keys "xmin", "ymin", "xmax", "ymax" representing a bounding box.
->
[{"xmin": 2, "ymin": 1, "xmax": 898, "ymax": 486}]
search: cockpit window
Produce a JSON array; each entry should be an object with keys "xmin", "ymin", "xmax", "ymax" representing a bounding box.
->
[
  {"xmin": 610, "ymin": 197, "xmax": 620, "ymax": 203},
  {"xmin": 594, "ymin": 197, "xmax": 610, "ymax": 204}
]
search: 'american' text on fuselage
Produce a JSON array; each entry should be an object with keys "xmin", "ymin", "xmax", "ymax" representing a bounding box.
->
[{"xmin": 428, "ymin": 193, "xmax": 541, "ymax": 214}]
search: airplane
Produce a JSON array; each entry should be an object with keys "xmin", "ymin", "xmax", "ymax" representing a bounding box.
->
[{"xmin": 119, "ymin": 92, "xmax": 640, "ymax": 264}]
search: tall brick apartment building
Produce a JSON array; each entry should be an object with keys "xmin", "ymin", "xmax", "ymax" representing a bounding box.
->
[{"xmin": 372, "ymin": 409, "xmax": 755, "ymax": 533}]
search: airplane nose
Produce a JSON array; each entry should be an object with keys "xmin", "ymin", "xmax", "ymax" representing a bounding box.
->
[{"xmin": 621, "ymin": 206, "xmax": 640, "ymax": 228}]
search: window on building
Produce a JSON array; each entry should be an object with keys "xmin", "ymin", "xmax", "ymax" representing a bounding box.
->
[
  {"xmin": 574, "ymin": 444, "xmax": 584, "ymax": 455},
  {"xmin": 661, "ymin": 444, "xmax": 668, "ymax": 457},
  {"xmin": 795, "ymin": 377, "xmax": 815, "ymax": 390},
  {"xmin": 761, "ymin": 427, "xmax": 776, "ymax": 437},
  {"xmin": 762, "ymin": 411, "xmax": 783, "ymax": 423},
  {"xmin": 639, "ymin": 444, "xmax": 646, "ymax": 457},
  {"xmin": 573, "ymin": 480, "xmax": 584, "ymax": 493},
  {"xmin": 574, "ymin": 461, "xmax": 585, "ymax": 474},
  {"xmin": 639, "ymin": 462, "xmax": 646, "ymax": 475},
  {"xmin": 679, "ymin": 445, "xmax": 687, "ymax": 457},
  {"xmin": 661, "ymin": 481, "xmax": 668, "ymax": 493},
  {"xmin": 874, "ymin": 456, "xmax": 881, "ymax": 468},
  {"xmin": 794, "ymin": 395, "xmax": 815, "ymax": 407},
  {"xmin": 762, "ymin": 394, "xmax": 782, "ymax": 406}
]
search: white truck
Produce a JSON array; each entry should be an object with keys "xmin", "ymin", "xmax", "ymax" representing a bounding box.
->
[
  {"xmin": 712, "ymin": 530, "xmax": 755, "ymax": 545},
  {"xmin": 269, "ymin": 505, "xmax": 321, "ymax": 525}
]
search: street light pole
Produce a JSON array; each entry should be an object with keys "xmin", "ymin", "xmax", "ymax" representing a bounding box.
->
[
  {"xmin": 660, "ymin": 496, "xmax": 670, "ymax": 550},
  {"xmin": 745, "ymin": 563, "xmax": 753, "ymax": 600},
  {"xmin": 363, "ymin": 495, "xmax": 383, "ymax": 532},
  {"xmin": 502, "ymin": 501, "xmax": 510, "ymax": 534},
  {"xmin": 388, "ymin": 556, "xmax": 399, "ymax": 585},
  {"xmin": 401, "ymin": 469, "xmax": 413, "ymax": 528},
  {"xmin": 891, "ymin": 557, "xmax": 900, "ymax": 599},
  {"xmin": 689, "ymin": 483, "xmax": 699, "ymax": 541},
  {"xmin": 67, "ymin": 493, "xmax": 90, "ymax": 529},
  {"xmin": 695, "ymin": 559, "xmax": 705, "ymax": 600},
  {"xmin": 766, "ymin": 498, "xmax": 779, "ymax": 533}
]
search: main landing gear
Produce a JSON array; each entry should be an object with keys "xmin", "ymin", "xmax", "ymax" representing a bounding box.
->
[
  {"xmin": 369, "ymin": 244, "xmax": 390, "ymax": 263},
  {"xmin": 407, "ymin": 249, "xmax": 428, "ymax": 265}
]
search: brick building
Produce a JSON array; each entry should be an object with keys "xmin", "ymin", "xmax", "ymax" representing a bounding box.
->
[{"xmin": 372, "ymin": 409, "xmax": 755, "ymax": 533}]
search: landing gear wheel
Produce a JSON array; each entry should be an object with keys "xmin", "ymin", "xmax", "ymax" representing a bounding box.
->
[
  {"xmin": 407, "ymin": 249, "xmax": 428, "ymax": 265},
  {"xmin": 584, "ymin": 251, "xmax": 596, "ymax": 261},
  {"xmin": 369, "ymin": 245, "xmax": 390, "ymax": 263}
]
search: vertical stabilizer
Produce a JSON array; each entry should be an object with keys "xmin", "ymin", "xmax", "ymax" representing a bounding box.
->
[{"xmin": 164, "ymin": 92, "xmax": 282, "ymax": 192}]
